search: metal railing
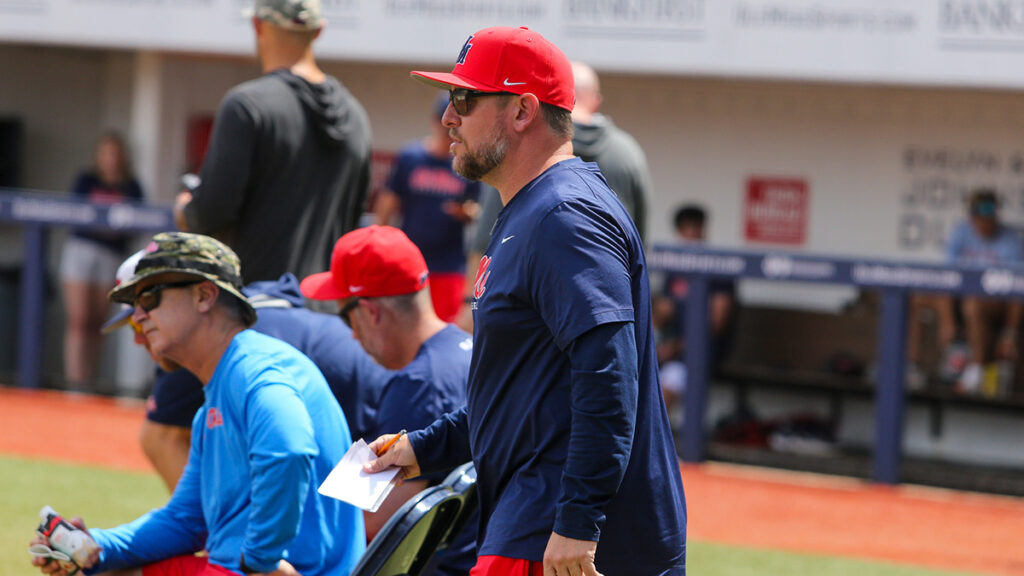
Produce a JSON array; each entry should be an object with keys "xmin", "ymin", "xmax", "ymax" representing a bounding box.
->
[
  {"xmin": 648, "ymin": 244, "xmax": 1024, "ymax": 484},
  {"xmin": 0, "ymin": 189, "xmax": 174, "ymax": 390}
]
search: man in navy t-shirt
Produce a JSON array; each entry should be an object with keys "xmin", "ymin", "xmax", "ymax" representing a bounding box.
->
[
  {"xmin": 375, "ymin": 93, "xmax": 481, "ymax": 323},
  {"xmin": 301, "ymin": 225, "xmax": 475, "ymax": 575},
  {"xmin": 365, "ymin": 26, "xmax": 687, "ymax": 576}
]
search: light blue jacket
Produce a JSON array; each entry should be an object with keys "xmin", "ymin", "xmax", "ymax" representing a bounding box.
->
[{"xmin": 88, "ymin": 330, "xmax": 364, "ymax": 576}]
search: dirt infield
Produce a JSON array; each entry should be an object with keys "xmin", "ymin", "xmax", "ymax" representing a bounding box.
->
[{"xmin": 3, "ymin": 386, "xmax": 1024, "ymax": 576}]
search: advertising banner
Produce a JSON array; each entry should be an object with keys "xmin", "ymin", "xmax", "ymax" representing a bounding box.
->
[{"xmin": 4, "ymin": 1, "xmax": 1024, "ymax": 90}]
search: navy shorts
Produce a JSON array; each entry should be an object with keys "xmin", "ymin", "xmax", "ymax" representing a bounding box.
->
[{"xmin": 146, "ymin": 368, "xmax": 205, "ymax": 428}]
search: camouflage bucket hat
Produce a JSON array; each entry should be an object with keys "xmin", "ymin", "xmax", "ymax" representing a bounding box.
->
[
  {"xmin": 247, "ymin": 0, "xmax": 324, "ymax": 31},
  {"xmin": 108, "ymin": 232, "xmax": 256, "ymax": 326}
]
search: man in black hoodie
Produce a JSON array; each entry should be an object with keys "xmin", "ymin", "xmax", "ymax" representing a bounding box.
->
[
  {"xmin": 174, "ymin": 0, "xmax": 372, "ymax": 283},
  {"xmin": 570, "ymin": 61, "xmax": 652, "ymax": 242}
]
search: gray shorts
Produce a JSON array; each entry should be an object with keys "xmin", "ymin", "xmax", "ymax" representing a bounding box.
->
[{"xmin": 60, "ymin": 236, "xmax": 121, "ymax": 285}]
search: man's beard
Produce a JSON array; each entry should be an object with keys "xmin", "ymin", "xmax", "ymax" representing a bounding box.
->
[{"xmin": 453, "ymin": 124, "xmax": 509, "ymax": 181}]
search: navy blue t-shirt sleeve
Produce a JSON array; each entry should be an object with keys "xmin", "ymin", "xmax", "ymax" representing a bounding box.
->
[
  {"xmin": 554, "ymin": 320, "xmax": 638, "ymax": 542},
  {"xmin": 375, "ymin": 373, "xmax": 454, "ymax": 483},
  {"xmin": 528, "ymin": 200, "xmax": 635, "ymax": 350},
  {"xmin": 407, "ymin": 406, "xmax": 472, "ymax": 477}
]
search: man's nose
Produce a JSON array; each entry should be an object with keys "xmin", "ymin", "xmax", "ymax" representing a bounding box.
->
[
  {"xmin": 442, "ymin": 105, "xmax": 459, "ymax": 128},
  {"xmin": 131, "ymin": 305, "xmax": 149, "ymax": 325}
]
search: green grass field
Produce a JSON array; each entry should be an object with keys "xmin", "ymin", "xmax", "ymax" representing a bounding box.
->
[{"xmin": 0, "ymin": 455, "xmax": 982, "ymax": 576}]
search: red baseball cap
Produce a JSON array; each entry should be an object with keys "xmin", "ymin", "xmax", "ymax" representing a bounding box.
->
[
  {"xmin": 411, "ymin": 26, "xmax": 575, "ymax": 112},
  {"xmin": 300, "ymin": 226, "xmax": 430, "ymax": 301}
]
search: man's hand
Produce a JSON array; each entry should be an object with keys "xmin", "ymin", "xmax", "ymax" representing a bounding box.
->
[
  {"xmin": 543, "ymin": 532, "xmax": 602, "ymax": 576},
  {"xmin": 362, "ymin": 433, "xmax": 420, "ymax": 483},
  {"xmin": 442, "ymin": 199, "xmax": 479, "ymax": 223},
  {"xmin": 174, "ymin": 191, "xmax": 193, "ymax": 231},
  {"xmin": 261, "ymin": 559, "xmax": 301, "ymax": 576},
  {"xmin": 29, "ymin": 517, "xmax": 99, "ymax": 576}
]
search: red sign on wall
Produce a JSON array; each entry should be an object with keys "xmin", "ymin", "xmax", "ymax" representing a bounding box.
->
[{"xmin": 744, "ymin": 177, "xmax": 809, "ymax": 245}]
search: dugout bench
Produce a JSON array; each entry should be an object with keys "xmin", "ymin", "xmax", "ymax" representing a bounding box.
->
[
  {"xmin": 649, "ymin": 245, "xmax": 1024, "ymax": 485},
  {"xmin": 716, "ymin": 304, "xmax": 1024, "ymax": 441}
]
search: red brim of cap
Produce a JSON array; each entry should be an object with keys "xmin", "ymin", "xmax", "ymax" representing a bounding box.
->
[
  {"xmin": 410, "ymin": 71, "xmax": 493, "ymax": 92},
  {"xmin": 300, "ymin": 271, "xmax": 349, "ymax": 301}
]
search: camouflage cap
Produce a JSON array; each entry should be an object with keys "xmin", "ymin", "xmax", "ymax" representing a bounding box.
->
[
  {"xmin": 108, "ymin": 232, "xmax": 256, "ymax": 326},
  {"xmin": 248, "ymin": 0, "xmax": 324, "ymax": 31}
]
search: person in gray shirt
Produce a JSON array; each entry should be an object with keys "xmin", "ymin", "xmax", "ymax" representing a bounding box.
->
[
  {"xmin": 175, "ymin": 0, "xmax": 372, "ymax": 283},
  {"xmin": 570, "ymin": 61, "xmax": 653, "ymax": 242}
]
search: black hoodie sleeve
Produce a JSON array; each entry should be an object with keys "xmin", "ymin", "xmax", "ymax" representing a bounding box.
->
[{"xmin": 184, "ymin": 90, "xmax": 258, "ymax": 234}]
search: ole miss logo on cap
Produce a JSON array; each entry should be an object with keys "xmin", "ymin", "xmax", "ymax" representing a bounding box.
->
[{"xmin": 456, "ymin": 35, "xmax": 473, "ymax": 65}]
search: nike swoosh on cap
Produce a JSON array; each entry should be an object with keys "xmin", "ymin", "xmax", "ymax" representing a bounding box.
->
[
  {"xmin": 503, "ymin": 78, "xmax": 527, "ymax": 86},
  {"xmin": 349, "ymin": 285, "xmax": 364, "ymax": 293}
]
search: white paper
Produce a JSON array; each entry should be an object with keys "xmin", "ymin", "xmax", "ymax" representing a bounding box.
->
[{"xmin": 318, "ymin": 439, "xmax": 400, "ymax": 513}]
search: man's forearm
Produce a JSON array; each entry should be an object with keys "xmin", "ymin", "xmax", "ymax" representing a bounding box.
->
[
  {"xmin": 408, "ymin": 407, "xmax": 472, "ymax": 476},
  {"xmin": 555, "ymin": 321, "xmax": 638, "ymax": 541}
]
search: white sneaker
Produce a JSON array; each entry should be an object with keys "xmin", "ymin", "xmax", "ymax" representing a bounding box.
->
[{"xmin": 958, "ymin": 363, "xmax": 983, "ymax": 394}]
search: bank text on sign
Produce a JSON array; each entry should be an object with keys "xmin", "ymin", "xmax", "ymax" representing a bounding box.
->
[{"xmin": 744, "ymin": 177, "xmax": 809, "ymax": 245}]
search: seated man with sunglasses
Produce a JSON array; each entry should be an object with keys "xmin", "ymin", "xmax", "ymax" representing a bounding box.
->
[
  {"xmin": 31, "ymin": 232, "xmax": 365, "ymax": 576},
  {"xmin": 300, "ymin": 225, "xmax": 474, "ymax": 575},
  {"xmin": 101, "ymin": 253, "xmax": 391, "ymax": 494}
]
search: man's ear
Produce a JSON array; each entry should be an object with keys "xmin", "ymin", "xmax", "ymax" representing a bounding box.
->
[
  {"xmin": 510, "ymin": 93, "xmax": 541, "ymax": 133},
  {"xmin": 365, "ymin": 299, "xmax": 384, "ymax": 326},
  {"xmin": 195, "ymin": 281, "xmax": 219, "ymax": 313}
]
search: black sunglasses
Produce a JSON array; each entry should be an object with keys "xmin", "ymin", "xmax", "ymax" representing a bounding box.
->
[
  {"xmin": 448, "ymin": 88, "xmax": 515, "ymax": 116},
  {"xmin": 135, "ymin": 280, "xmax": 202, "ymax": 312},
  {"xmin": 338, "ymin": 298, "xmax": 362, "ymax": 329}
]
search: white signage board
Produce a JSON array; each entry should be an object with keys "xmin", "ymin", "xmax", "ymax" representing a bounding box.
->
[{"xmin": 2, "ymin": 0, "xmax": 1024, "ymax": 90}]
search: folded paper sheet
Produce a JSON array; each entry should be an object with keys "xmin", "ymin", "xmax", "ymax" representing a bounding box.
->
[{"xmin": 318, "ymin": 439, "xmax": 401, "ymax": 513}]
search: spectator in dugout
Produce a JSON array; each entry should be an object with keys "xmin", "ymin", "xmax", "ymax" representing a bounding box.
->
[
  {"xmin": 61, "ymin": 131, "xmax": 143, "ymax": 392},
  {"xmin": 655, "ymin": 204, "xmax": 735, "ymax": 429},
  {"xmin": 942, "ymin": 189, "xmax": 1023, "ymax": 394}
]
